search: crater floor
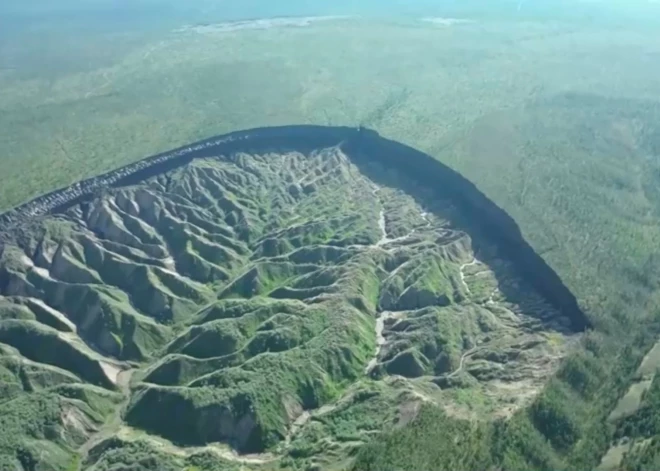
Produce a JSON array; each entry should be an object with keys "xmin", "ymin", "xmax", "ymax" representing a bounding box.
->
[{"xmin": 0, "ymin": 144, "xmax": 581, "ymax": 470}]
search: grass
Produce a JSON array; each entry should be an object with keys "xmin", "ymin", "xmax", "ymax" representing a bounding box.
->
[
  {"xmin": 609, "ymin": 380, "xmax": 653, "ymax": 422},
  {"xmin": 637, "ymin": 340, "xmax": 660, "ymax": 378},
  {"xmin": 597, "ymin": 441, "xmax": 631, "ymax": 471}
]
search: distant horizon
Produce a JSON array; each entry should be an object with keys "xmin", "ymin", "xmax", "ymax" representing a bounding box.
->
[{"xmin": 3, "ymin": 0, "xmax": 660, "ymax": 29}]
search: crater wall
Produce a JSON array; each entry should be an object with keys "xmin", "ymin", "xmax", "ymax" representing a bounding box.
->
[{"xmin": 0, "ymin": 125, "xmax": 590, "ymax": 330}]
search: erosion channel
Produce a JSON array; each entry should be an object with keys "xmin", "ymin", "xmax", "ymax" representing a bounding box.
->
[{"xmin": 0, "ymin": 126, "xmax": 589, "ymax": 470}]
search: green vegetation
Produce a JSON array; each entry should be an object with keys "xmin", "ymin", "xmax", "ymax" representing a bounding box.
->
[
  {"xmin": 352, "ymin": 404, "xmax": 493, "ymax": 471},
  {"xmin": 0, "ymin": 386, "xmax": 120, "ymax": 471},
  {"xmin": 0, "ymin": 143, "xmax": 581, "ymax": 469},
  {"xmin": 3, "ymin": 3, "xmax": 660, "ymax": 470}
]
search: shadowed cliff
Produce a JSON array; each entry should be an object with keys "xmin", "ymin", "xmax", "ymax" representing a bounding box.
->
[{"xmin": 344, "ymin": 130, "xmax": 590, "ymax": 331}]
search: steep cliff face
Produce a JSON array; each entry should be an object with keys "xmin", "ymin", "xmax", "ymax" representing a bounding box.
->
[{"xmin": 344, "ymin": 131, "xmax": 590, "ymax": 331}]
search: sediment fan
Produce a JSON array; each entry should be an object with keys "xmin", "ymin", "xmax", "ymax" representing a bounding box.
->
[{"xmin": 0, "ymin": 126, "xmax": 588, "ymax": 470}]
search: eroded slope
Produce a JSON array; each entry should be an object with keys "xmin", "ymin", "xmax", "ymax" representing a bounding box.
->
[{"xmin": 0, "ymin": 143, "xmax": 582, "ymax": 470}]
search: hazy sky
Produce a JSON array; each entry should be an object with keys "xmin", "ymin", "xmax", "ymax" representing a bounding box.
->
[
  {"xmin": 2, "ymin": 0, "xmax": 660, "ymax": 32},
  {"xmin": 1, "ymin": 0, "xmax": 657, "ymax": 15}
]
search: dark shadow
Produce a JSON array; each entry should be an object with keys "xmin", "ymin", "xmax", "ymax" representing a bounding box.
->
[
  {"xmin": 343, "ymin": 135, "xmax": 587, "ymax": 333},
  {"xmin": 0, "ymin": 125, "xmax": 590, "ymax": 331}
]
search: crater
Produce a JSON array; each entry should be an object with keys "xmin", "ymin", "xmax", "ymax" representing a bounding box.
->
[{"xmin": 0, "ymin": 126, "xmax": 589, "ymax": 463}]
